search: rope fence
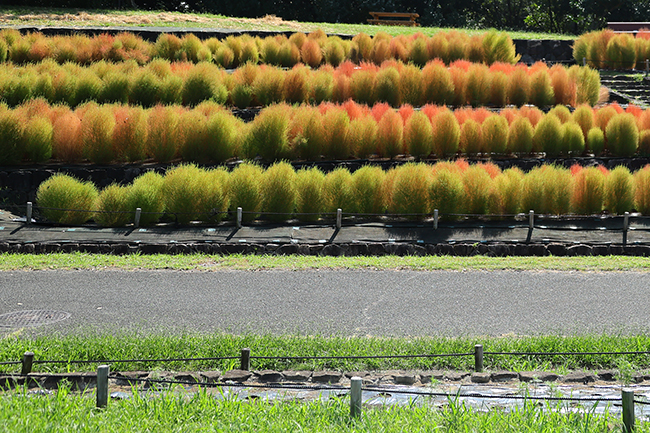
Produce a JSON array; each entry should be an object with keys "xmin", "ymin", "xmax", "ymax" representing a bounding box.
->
[{"xmin": 18, "ymin": 201, "xmax": 650, "ymax": 246}]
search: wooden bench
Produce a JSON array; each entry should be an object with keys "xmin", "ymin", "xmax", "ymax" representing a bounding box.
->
[
  {"xmin": 368, "ymin": 12, "xmax": 419, "ymax": 27},
  {"xmin": 607, "ymin": 22, "xmax": 650, "ymax": 33}
]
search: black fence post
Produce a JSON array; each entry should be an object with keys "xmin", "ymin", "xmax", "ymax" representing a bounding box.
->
[
  {"xmin": 21, "ymin": 352, "xmax": 34, "ymax": 375},
  {"xmin": 240, "ymin": 348, "xmax": 251, "ymax": 371}
]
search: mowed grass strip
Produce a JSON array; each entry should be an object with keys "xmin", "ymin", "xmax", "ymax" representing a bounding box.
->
[
  {"xmin": 0, "ymin": 389, "xmax": 635, "ymax": 433},
  {"xmin": 2, "ymin": 333, "xmax": 650, "ymax": 373},
  {"xmin": 0, "ymin": 6, "xmax": 571, "ymax": 40},
  {"xmin": 0, "ymin": 252, "xmax": 649, "ymax": 271}
]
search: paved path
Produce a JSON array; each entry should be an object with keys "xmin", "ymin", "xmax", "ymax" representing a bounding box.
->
[{"xmin": 2, "ymin": 270, "xmax": 649, "ymax": 336}]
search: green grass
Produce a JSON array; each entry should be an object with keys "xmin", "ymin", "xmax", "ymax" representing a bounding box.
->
[
  {"xmin": 3, "ymin": 332, "xmax": 650, "ymax": 374},
  {"xmin": 1, "ymin": 387, "xmax": 637, "ymax": 433},
  {"xmin": 0, "ymin": 253, "xmax": 649, "ymax": 272},
  {"xmin": 0, "ymin": 6, "xmax": 572, "ymax": 40}
]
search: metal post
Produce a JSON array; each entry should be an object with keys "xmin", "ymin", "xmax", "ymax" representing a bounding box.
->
[
  {"xmin": 96, "ymin": 365, "xmax": 109, "ymax": 408},
  {"xmin": 336, "ymin": 208, "xmax": 342, "ymax": 230},
  {"xmin": 236, "ymin": 207, "xmax": 242, "ymax": 229},
  {"xmin": 646, "ymin": 59, "xmax": 649, "ymax": 76},
  {"xmin": 240, "ymin": 348, "xmax": 250, "ymax": 371},
  {"xmin": 474, "ymin": 344, "xmax": 483, "ymax": 372},
  {"xmin": 26, "ymin": 202, "xmax": 32, "ymax": 225},
  {"xmin": 21, "ymin": 351, "xmax": 34, "ymax": 375},
  {"xmin": 350, "ymin": 376, "xmax": 362, "ymax": 419},
  {"xmin": 583, "ymin": 57, "xmax": 587, "ymax": 67},
  {"xmin": 134, "ymin": 208, "xmax": 142, "ymax": 228},
  {"xmin": 433, "ymin": 209, "xmax": 439, "ymax": 230},
  {"xmin": 623, "ymin": 212, "xmax": 630, "ymax": 246},
  {"xmin": 622, "ymin": 388, "xmax": 635, "ymax": 432},
  {"xmin": 526, "ymin": 210, "xmax": 534, "ymax": 243}
]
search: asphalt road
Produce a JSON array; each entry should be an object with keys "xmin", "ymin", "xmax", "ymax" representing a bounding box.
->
[{"xmin": 1, "ymin": 270, "xmax": 649, "ymax": 336}]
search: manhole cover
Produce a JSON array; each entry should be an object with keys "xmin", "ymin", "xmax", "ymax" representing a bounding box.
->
[{"xmin": 0, "ymin": 310, "xmax": 70, "ymax": 328}]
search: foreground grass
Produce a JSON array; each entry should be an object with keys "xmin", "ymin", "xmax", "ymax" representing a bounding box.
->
[
  {"xmin": 2, "ymin": 333, "xmax": 650, "ymax": 374},
  {"xmin": 0, "ymin": 6, "xmax": 571, "ymax": 39},
  {"xmin": 1, "ymin": 252, "xmax": 649, "ymax": 271},
  {"xmin": 1, "ymin": 388, "xmax": 638, "ymax": 433},
  {"xmin": 1, "ymin": 387, "xmax": 636, "ymax": 433}
]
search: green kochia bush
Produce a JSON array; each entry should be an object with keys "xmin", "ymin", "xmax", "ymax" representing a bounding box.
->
[
  {"xmin": 604, "ymin": 166, "xmax": 635, "ymax": 215},
  {"xmin": 162, "ymin": 164, "xmax": 215, "ymax": 225},
  {"xmin": 36, "ymin": 173, "xmax": 98, "ymax": 225},
  {"xmin": 94, "ymin": 183, "xmax": 133, "ymax": 227},
  {"xmin": 606, "ymin": 113, "xmax": 638, "ymax": 157},
  {"xmin": 261, "ymin": 162, "xmax": 297, "ymax": 222},
  {"xmin": 295, "ymin": 167, "xmax": 325, "ymax": 222},
  {"xmin": 229, "ymin": 162, "xmax": 263, "ymax": 222},
  {"xmin": 129, "ymin": 171, "xmax": 165, "ymax": 226}
]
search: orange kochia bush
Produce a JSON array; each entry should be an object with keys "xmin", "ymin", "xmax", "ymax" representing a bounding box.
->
[
  {"xmin": 0, "ymin": 58, "xmax": 600, "ymax": 108},
  {"xmin": 2, "ymin": 100, "xmax": 649, "ymax": 165}
]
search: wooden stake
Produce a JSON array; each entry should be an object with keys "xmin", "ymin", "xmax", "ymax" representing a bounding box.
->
[
  {"xmin": 240, "ymin": 348, "xmax": 251, "ymax": 371},
  {"xmin": 350, "ymin": 376, "xmax": 362, "ymax": 419},
  {"xmin": 96, "ymin": 365, "xmax": 109, "ymax": 408},
  {"xmin": 21, "ymin": 351, "xmax": 34, "ymax": 375},
  {"xmin": 474, "ymin": 344, "xmax": 483, "ymax": 372},
  {"xmin": 622, "ymin": 388, "xmax": 635, "ymax": 432}
]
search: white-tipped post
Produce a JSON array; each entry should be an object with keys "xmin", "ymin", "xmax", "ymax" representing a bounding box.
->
[
  {"xmin": 26, "ymin": 202, "xmax": 32, "ymax": 225},
  {"xmin": 350, "ymin": 376, "xmax": 362, "ymax": 419},
  {"xmin": 96, "ymin": 365, "xmax": 110, "ymax": 408},
  {"xmin": 236, "ymin": 207, "xmax": 242, "ymax": 229},
  {"xmin": 336, "ymin": 208, "xmax": 342, "ymax": 230},
  {"xmin": 529, "ymin": 210, "xmax": 534, "ymax": 229},
  {"xmin": 624, "ymin": 211, "xmax": 630, "ymax": 231},
  {"xmin": 433, "ymin": 209, "xmax": 439, "ymax": 230},
  {"xmin": 134, "ymin": 208, "xmax": 142, "ymax": 228},
  {"xmin": 646, "ymin": 58, "xmax": 649, "ymax": 76}
]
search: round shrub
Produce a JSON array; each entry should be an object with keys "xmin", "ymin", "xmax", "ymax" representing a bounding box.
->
[
  {"xmin": 376, "ymin": 109, "xmax": 404, "ymax": 158},
  {"xmin": 146, "ymin": 105, "xmax": 179, "ymax": 163},
  {"xmin": 261, "ymin": 161, "xmax": 297, "ymax": 222},
  {"xmin": 162, "ymin": 164, "xmax": 208, "ymax": 225},
  {"xmin": 324, "ymin": 168, "xmax": 354, "ymax": 213},
  {"xmin": 352, "ymin": 165, "xmax": 386, "ymax": 215},
  {"xmin": 295, "ymin": 167, "xmax": 325, "ymax": 222},
  {"xmin": 490, "ymin": 167, "xmax": 523, "ymax": 215},
  {"xmin": 36, "ymin": 173, "xmax": 98, "ymax": 225},
  {"xmin": 229, "ymin": 162, "xmax": 263, "ymax": 222},
  {"xmin": 638, "ymin": 130, "xmax": 650, "ymax": 157},
  {"xmin": 507, "ymin": 117, "xmax": 533, "ymax": 155},
  {"xmin": 587, "ymin": 127, "xmax": 605, "ymax": 156},
  {"xmin": 459, "ymin": 119, "xmax": 482, "ymax": 156},
  {"xmin": 129, "ymin": 171, "xmax": 165, "ymax": 226},
  {"xmin": 23, "ymin": 117, "xmax": 53, "ymax": 163},
  {"xmin": 375, "ymin": 67, "xmax": 401, "ymax": 107},
  {"xmin": 634, "ymin": 166, "xmax": 650, "ymax": 215},
  {"xmin": 571, "ymin": 166, "xmax": 606, "ymax": 215},
  {"xmin": 481, "ymin": 115, "xmax": 508, "ymax": 155},
  {"xmin": 529, "ymin": 70, "xmax": 555, "ymax": 107},
  {"xmin": 389, "ymin": 163, "xmax": 431, "ymax": 219},
  {"xmin": 430, "ymin": 166, "xmax": 465, "ymax": 217},
  {"xmin": 604, "ymin": 166, "xmax": 635, "ymax": 215},
  {"xmin": 94, "ymin": 184, "xmax": 133, "ymax": 227},
  {"xmin": 606, "ymin": 113, "xmax": 638, "ymax": 157},
  {"xmin": 244, "ymin": 104, "xmax": 290, "ymax": 161},
  {"xmin": 461, "ymin": 164, "xmax": 493, "ymax": 215},
  {"xmin": 562, "ymin": 122, "xmax": 585, "ymax": 156},
  {"xmin": 206, "ymin": 110, "xmax": 239, "ymax": 163},
  {"xmin": 201, "ymin": 168, "xmax": 229, "ymax": 223},
  {"xmin": 81, "ymin": 104, "xmax": 116, "ymax": 164},
  {"xmin": 112, "ymin": 106, "xmax": 148, "ymax": 162},
  {"xmin": 532, "ymin": 114, "xmax": 563, "ymax": 157},
  {"xmin": 404, "ymin": 111, "xmax": 433, "ymax": 158},
  {"xmin": 432, "ymin": 110, "xmax": 460, "ymax": 158}
]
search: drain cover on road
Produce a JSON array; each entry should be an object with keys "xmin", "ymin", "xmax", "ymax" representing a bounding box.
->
[{"xmin": 0, "ymin": 310, "xmax": 70, "ymax": 328}]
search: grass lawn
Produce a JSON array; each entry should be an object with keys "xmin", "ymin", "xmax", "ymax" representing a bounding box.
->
[
  {"xmin": 0, "ymin": 6, "xmax": 572, "ymax": 40},
  {"xmin": 0, "ymin": 252, "xmax": 649, "ymax": 271}
]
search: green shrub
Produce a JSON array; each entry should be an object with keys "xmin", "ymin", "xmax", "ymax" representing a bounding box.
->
[
  {"xmin": 112, "ymin": 106, "xmax": 148, "ymax": 162},
  {"xmin": 432, "ymin": 110, "xmax": 460, "ymax": 158},
  {"xmin": 389, "ymin": 163, "xmax": 431, "ymax": 219},
  {"xmin": 310, "ymin": 70, "xmax": 334, "ymax": 104},
  {"xmin": 158, "ymin": 75, "xmax": 183, "ymax": 105},
  {"xmin": 231, "ymin": 84, "xmax": 254, "ymax": 109},
  {"xmin": 465, "ymin": 64, "xmax": 490, "ymax": 107},
  {"xmin": 489, "ymin": 167, "xmax": 523, "ymax": 215},
  {"xmin": 130, "ymin": 70, "xmax": 160, "ymax": 107},
  {"xmin": 634, "ymin": 165, "xmax": 650, "ymax": 215},
  {"xmin": 587, "ymin": 127, "xmax": 605, "ymax": 156},
  {"xmin": 459, "ymin": 119, "xmax": 482, "ymax": 156},
  {"xmin": 179, "ymin": 111, "xmax": 210, "ymax": 163},
  {"xmin": 162, "ymin": 164, "xmax": 208, "ymax": 224},
  {"xmin": 244, "ymin": 104, "xmax": 290, "ymax": 161},
  {"xmin": 461, "ymin": 164, "xmax": 492, "ymax": 215},
  {"xmin": 604, "ymin": 166, "xmax": 634, "ymax": 215},
  {"xmin": 562, "ymin": 121, "xmax": 585, "ymax": 156},
  {"xmin": 521, "ymin": 165, "xmax": 571, "ymax": 215},
  {"xmin": 260, "ymin": 161, "xmax": 297, "ymax": 222},
  {"xmin": 146, "ymin": 105, "xmax": 179, "ymax": 163},
  {"xmin": 507, "ymin": 68, "xmax": 530, "ymax": 106},
  {"xmin": 0, "ymin": 39, "xmax": 7, "ymax": 63},
  {"xmin": 483, "ymin": 30, "xmax": 519, "ymax": 64},
  {"xmin": 351, "ymin": 116, "xmax": 378, "ymax": 158},
  {"xmin": 278, "ymin": 41, "xmax": 301, "ymax": 68},
  {"xmin": 375, "ymin": 67, "xmax": 401, "ymax": 107},
  {"xmin": 72, "ymin": 71, "xmax": 103, "ymax": 107},
  {"xmin": 323, "ymin": 39, "xmax": 345, "ymax": 67},
  {"xmin": 350, "ymin": 70, "xmax": 376, "ymax": 106},
  {"xmin": 569, "ymin": 65, "xmax": 600, "ymax": 106},
  {"xmin": 253, "ymin": 67, "xmax": 285, "ymax": 106},
  {"xmin": 324, "ymin": 167, "xmax": 354, "ymax": 213},
  {"xmin": 128, "ymin": 171, "xmax": 165, "ymax": 226},
  {"xmin": 376, "ymin": 109, "xmax": 404, "ymax": 158},
  {"xmin": 507, "ymin": 117, "xmax": 533, "ymax": 155},
  {"xmin": 532, "ymin": 114, "xmax": 563, "ymax": 157},
  {"xmin": 201, "ymin": 168, "xmax": 229, "ymax": 223},
  {"xmin": 323, "ymin": 108, "xmax": 351, "ymax": 160},
  {"xmin": 399, "ymin": 64, "xmax": 422, "ymax": 106},
  {"xmin": 605, "ymin": 34, "xmax": 636, "ymax": 69},
  {"xmin": 36, "ymin": 173, "xmax": 98, "ymax": 225},
  {"xmin": 408, "ymin": 37, "xmax": 429, "ymax": 67},
  {"xmin": 571, "ymin": 166, "xmax": 606, "ymax": 215},
  {"xmin": 293, "ymin": 108, "xmax": 326, "ymax": 161},
  {"xmin": 351, "ymin": 165, "xmax": 386, "ymax": 215},
  {"xmin": 548, "ymin": 105, "xmax": 572, "ymax": 123},
  {"xmin": 422, "ymin": 62, "xmax": 454, "ymax": 105},
  {"xmin": 481, "ymin": 115, "xmax": 508, "ymax": 155},
  {"xmin": 153, "ymin": 34, "xmax": 182, "ymax": 60},
  {"xmin": 206, "ymin": 110, "xmax": 239, "ymax": 163},
  {"xmin": 295, "ymin": 167, "xmax": 325, "ymax": 222},
  {"xmin": 240, "ymin": 41, "xmax": 260, "ymax": 65},
  {"xmin": 638, "ymin": 130, "xmax": 650, "ymax": 157},
  {"xmin": 282, "ymin": 65, "xmax": 310, "ymax": 104},
  {"xmin": 606, "ymin": 113, "xmax": 638, "ymax": 157},
  {"xmin": 215, "ymin": 45, "xmax": 235, "ymax": 68},
  {"xmin": 101, "ymin": 72, "xmax": 130, "ymax": 104},
  {"xmin": 229, "ymin": 162, "xmax": 263, "ymax": 222},
  {"xmin": 572, "ymin": 104, "xmax": 594, "ymax": 139},
  {"xmin": 94, "ymin": 183, "xmax": 133, "ymax": 227},
  {"xmin": 430, "ymin": 166, "xmax": 465, "ymax": 217},
  {"xmin": 404, "ymin": 111, "xmax": 433, "ymax": 158},
  {"xmin": 182, "ymin": 64, "xmax": 227, "ymax": 106},
  {"xmin": 0, "ymin": 109, "xmax": 22, "ymax": 165},
  {"xmin": 23, "ymin": 117, "xmax": 53, "ymax": 163},
  {"xmin": 529, "ymin": 70, "xmax": 555, "ymax": 107},
  {"xmin": 81, "ymin": 104, "xmax": 116, "ymax": 164}
]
